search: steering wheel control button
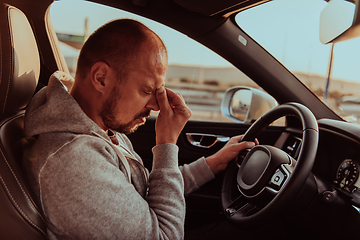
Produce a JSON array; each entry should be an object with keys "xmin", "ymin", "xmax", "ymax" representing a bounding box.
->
[
  {"xmin": 225, "ymin": 208, "xmax": 237, "ymax": 217},
  {"xmin": 322, "ymin": 191, "xmax": 337, "ymax": 205},
  {"xmin": 270, "ymin": 169, "xmax": 287, "ymax": 191}
]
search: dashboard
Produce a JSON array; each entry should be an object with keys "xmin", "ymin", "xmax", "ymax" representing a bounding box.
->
[
  {"xmin": 306, "ymin": 119, "xmax": 360, "ymax": 206},
  {"xmin": 269, "ymin": 118, "xmax": 360, "ymax": 238},
  {"xmin": 273, "ymin": 118, "xmax": 360, "ymax": 207}
]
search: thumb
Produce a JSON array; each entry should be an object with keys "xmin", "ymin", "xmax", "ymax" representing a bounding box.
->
[
  {"xmin": 238, "ymin": 141, "xmax": 255, "ymax": 150},
  {"xmin": 156, "ymin": 86, "xmax": 170, "ymax": 111}
]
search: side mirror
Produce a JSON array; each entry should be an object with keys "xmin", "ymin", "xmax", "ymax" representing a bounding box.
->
[
  {"xmin": 221, "ymin": 87, "xmax": 278, "ymax": 123},
  {"xmin": 320, "ymin": 0, "xmax": 359, "ymax": 44}
]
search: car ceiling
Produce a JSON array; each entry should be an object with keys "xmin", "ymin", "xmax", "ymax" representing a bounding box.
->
[
  {"xmin": 169, "ymin": 0, "xmax": 270, "ymax": 16},
  {"xmin": 92, "ymin": 0, "xmax": 227, "ymax": 37},
  {"xmin": 88, "ymin": 0, "xmax": 267, "ymax": 38}
]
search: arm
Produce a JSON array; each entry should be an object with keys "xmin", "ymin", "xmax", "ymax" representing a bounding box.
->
[{"xmin": 179, "ymin": 136, "xmax": 258, "ymax": 195}]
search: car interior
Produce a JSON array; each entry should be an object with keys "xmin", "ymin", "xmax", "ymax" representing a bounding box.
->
[
  {"xmin": 0, "ymin": 4, "xmax": 47, "ymax": 239},
  {"xmin": 1, "ymin": 0, "xmax": 360, "ymax": 239}
]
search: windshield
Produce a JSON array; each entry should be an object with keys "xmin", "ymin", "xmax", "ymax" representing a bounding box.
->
[{"xmin": 236, "ymin": 0, "xmax": 360, "ymax": 124}]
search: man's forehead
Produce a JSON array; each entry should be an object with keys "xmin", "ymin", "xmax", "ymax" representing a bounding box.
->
[
  {"xmin": 123, "ymin": 40, "xmax": 167, "ymax": 89},
  {"xmin": 129, "ymin": 47, "xmax": 167, "ymax": 71},
  {"xmin": 125, "ymin": 67, "xmax": 165, "ymax": 87}
]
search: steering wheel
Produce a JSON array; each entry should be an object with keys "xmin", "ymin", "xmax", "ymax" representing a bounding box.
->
[{"xmin": 221, "ymin": 102, "xmax": 318, "ymax": 228}]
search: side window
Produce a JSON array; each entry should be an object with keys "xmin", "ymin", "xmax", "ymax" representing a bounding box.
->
[{"xmin": 50, "ymin": 0, "xmax": 259, "ymax": 122}]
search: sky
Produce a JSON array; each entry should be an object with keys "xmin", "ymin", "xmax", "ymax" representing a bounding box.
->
[{"xmin": 50, "ymin": 0, "xmax": 360, "ymax": 83}]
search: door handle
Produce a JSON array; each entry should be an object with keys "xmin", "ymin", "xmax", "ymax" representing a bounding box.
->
[{"xmin": 186, "ymin": 133, "xmax": 230, "ymax": 148}]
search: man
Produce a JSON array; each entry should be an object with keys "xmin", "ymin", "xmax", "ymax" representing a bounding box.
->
[{"xmin": 23, "ymin": 19, "xmax": 256, "ymax": 239}]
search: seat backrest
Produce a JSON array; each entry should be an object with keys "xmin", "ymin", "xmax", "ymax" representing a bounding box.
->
[{"xmin": 0, "ymin": 4, "xmax": 47, "ymax": 239}]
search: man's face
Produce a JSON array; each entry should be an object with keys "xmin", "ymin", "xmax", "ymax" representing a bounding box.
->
[{"xmin": 100, "ymin": 43, "xmax": 167, "ymax": 134}]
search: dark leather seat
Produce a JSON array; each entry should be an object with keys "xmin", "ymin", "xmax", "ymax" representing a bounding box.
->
[{"xmin": 0, "ymin": 4, "xmax": 47, "ymax": 239}]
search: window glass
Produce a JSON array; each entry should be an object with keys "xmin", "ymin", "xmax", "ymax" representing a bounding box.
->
[
  {"xmin": 236, "ymin": 0, "xmax": 360, "ymax": 123},
  {"xmin": 50, "ymin": 0, "xmax": 259, "ymax": 122}
]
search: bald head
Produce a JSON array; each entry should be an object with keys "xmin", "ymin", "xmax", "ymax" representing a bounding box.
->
[{"xmin": 75, "ymin": 19, "xmax": 167, "ymax": 82}]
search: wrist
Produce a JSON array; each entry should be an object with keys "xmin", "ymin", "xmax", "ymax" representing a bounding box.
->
[
  {"xmin": 156, "ymin": 136, "xmax": 177, "ymax": 145},
  {"xmin": 205, "ymin": 154, "xmax": 227, "ymax": 175}
]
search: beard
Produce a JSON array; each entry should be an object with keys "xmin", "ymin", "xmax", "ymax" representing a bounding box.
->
[{"xmin": 100, "ymin": 86, "xmax": 150, "ymax": 134}]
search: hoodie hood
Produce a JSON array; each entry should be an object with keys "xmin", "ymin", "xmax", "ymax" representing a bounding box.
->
[{"xmin": 24, "ymin": 71, "xmax": 107, "ymax": 139}]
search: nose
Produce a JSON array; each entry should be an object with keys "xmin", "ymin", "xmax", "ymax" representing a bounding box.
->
[{"xmin": 146, "ymin": 93, "xmax": 160, "ymax": 111}]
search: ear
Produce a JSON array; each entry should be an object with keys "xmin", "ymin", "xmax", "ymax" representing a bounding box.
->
[{"xmin": 90, "ymin": 61, "xmax": 111, "ymax": 93}]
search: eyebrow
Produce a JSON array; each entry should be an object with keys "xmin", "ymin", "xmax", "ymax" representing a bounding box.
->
[
  {"xmin": 144, "ymin": 84, "xmax": 164, "ymax": 93},
  {"xmin": 144, "ymin": 85, "xmax": 155, "ymax": 92}
]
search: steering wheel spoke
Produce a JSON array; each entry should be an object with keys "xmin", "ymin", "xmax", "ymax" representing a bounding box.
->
[{"xmin": 225, "ymin": 194, "xmax": 257, "ymax": 218}]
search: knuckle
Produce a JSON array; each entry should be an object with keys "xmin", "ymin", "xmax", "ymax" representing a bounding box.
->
[{"xmin": 184, "ymin": 108, "xmax": 192, "ymax": 118}]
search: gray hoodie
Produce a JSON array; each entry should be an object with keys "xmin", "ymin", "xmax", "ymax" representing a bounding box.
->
[{"xmin": 23, "ymin": 71, "xmax": 214, "ymax": 240}]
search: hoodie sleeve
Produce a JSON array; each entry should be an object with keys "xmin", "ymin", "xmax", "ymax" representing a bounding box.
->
[
  {"xmin": 179, "ymin": 157, "xmax": 215, "ymax": 196},
  {"xmin": 39, "ymin": 136, "xmax": 185, "ymax": 240}
]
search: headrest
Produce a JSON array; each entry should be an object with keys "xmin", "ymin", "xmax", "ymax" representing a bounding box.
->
[{"xmin": 0, "ymin": 5, "xmax": 40, "ymax": 117}]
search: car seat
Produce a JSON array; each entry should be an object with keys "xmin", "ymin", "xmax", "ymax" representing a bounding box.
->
[{"xmin": 0, "ymin": 4, "xmax": 47, "ymax": 239}]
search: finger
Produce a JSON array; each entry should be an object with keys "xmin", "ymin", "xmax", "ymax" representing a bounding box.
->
[
  {"xmin": 177, "ymin": 92, "xmax": 185, "ymax": 101},
  {"xmin": 238, "ymin": 141, "xmax": 255, "ymax": 149},
  {"xmin": 156, "ymin": 86, "xmax": 170, "ymax": 111},
  {"xmin": 166, "ymin": 88, "xmax": 186, "ymax": 107},
  {"xmin": 231, "ymin": 135, "xmax": 243, "ymax": 142}
]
